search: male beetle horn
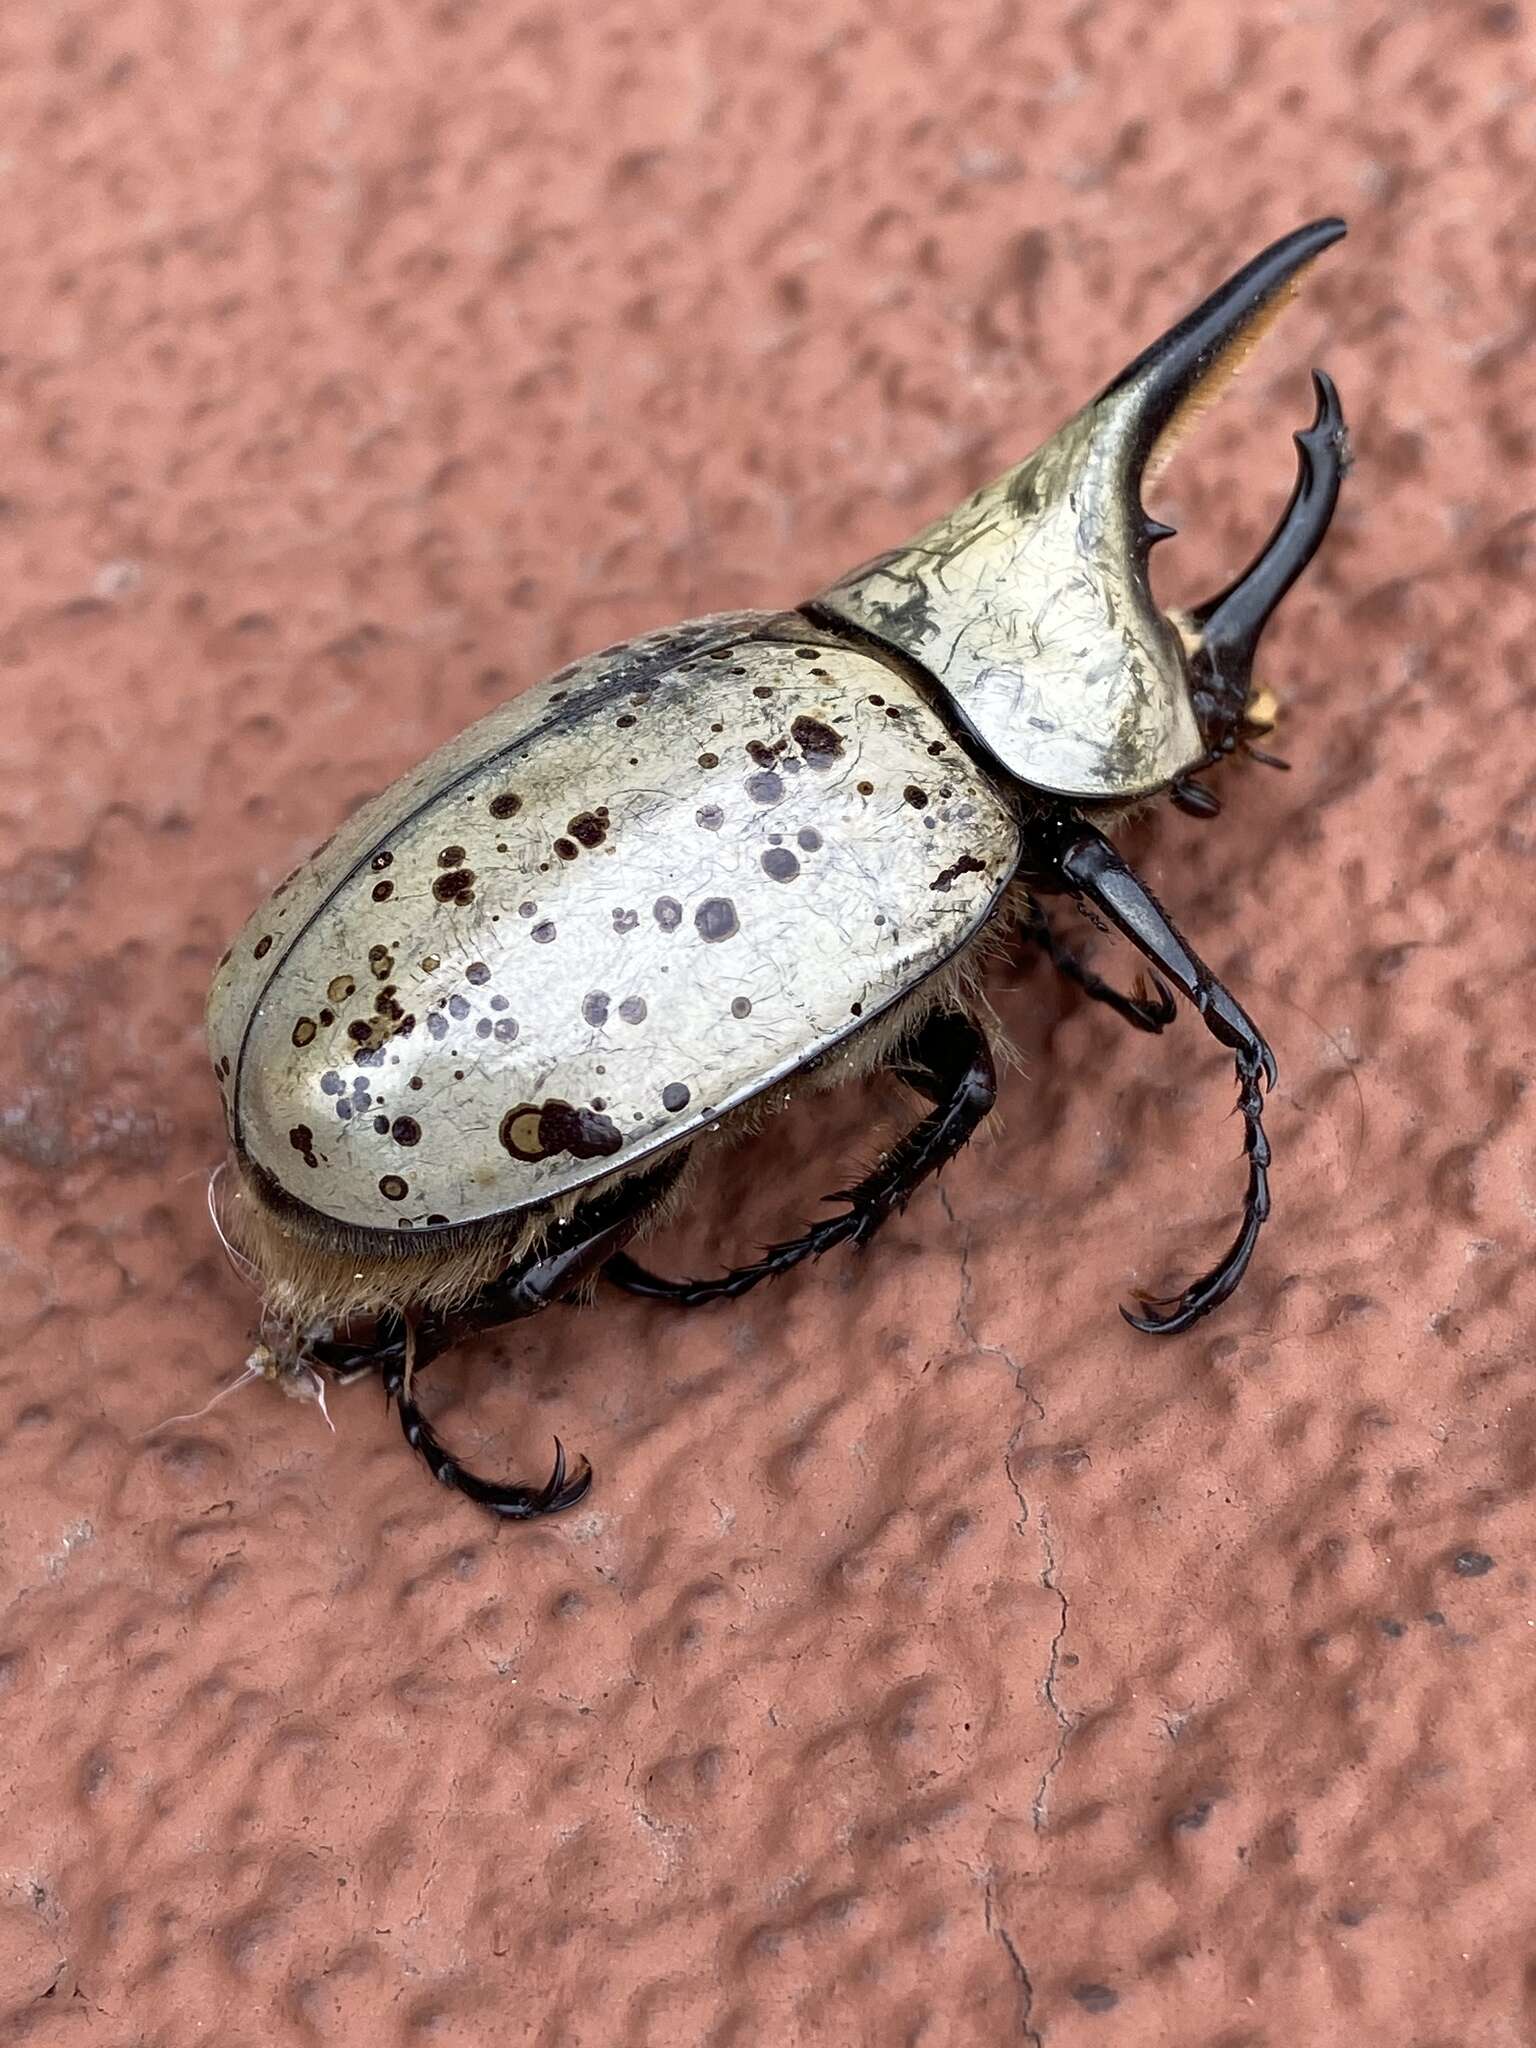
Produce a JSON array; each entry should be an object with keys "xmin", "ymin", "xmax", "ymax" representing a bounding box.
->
[{"xmin": 812, "ymin": 218, "xmax": 1347, "ymax": 802}]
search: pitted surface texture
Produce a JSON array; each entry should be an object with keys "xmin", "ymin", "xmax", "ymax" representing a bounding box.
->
[{"xmin": 2, "ymin": 4, "xmax": 1534, "ymax": 2044}]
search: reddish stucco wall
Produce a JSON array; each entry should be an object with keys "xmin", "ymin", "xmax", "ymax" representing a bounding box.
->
[{"xmin": 2, "ymin": 3, "xmax": 1534, "ymax": 2043}]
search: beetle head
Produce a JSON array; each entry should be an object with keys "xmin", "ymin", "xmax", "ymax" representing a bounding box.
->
[{"xmin": 812, "ymin": 220, "xmax": 1347, "ymax": 803}]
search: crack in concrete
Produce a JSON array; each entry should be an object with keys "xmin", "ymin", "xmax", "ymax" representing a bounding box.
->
[
  {"xmin": 1031, "ymin": 1505, "xmax": 1073, "ymax": 1833},
  {"xmin": 984, "ymin": 1881, "xmax": 1042, "ymax": 2045},
  {"xmin": 938, "ymin": 1186, "xmax": 1043, "ymax": 1419}
]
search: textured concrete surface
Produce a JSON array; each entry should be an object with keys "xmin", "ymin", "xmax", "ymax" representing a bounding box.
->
[{"xmin": 2, "ymin": 3, "xmax": 1534, "ymax": 2043}]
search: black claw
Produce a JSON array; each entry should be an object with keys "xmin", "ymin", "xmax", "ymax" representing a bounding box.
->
[{"xmin": 1171, "ymin": 776, "xmax": 1223, "ymax": 820}]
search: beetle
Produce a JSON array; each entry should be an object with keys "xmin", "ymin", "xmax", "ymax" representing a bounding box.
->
[{"xmin": 206, "ymin": 219, "xmax": 1349, "ymax": 1519}]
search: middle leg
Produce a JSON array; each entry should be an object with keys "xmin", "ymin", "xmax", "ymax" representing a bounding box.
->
[{"xmin": 603, "ymin": 1006, "xmax": 997, "ymax": 1309}]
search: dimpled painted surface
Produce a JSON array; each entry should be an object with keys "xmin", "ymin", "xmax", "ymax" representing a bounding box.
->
[
  {"xmin": 0, "ymin": 3, "xmax": 1533, "ymax": 2045},
  {"xmin": 215, "ymin": 614, "xmax": 1016, "ymax": 1233}
]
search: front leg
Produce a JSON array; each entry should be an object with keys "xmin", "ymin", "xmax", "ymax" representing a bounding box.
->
[{"xmin": 1040, "ymin": 817, "xmax": 1275, "ymax": 1335}]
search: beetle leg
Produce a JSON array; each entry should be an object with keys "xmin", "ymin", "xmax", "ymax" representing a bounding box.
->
[
  {"xmin": 604, "ymin": 1010, "xmax": 997, "ymax": 1308},
  {"xmin": 304, "ymin": 1155, "xmax": 686, "ymax": 1517},
  {"xmin": 1048, "ymin": 819, "xmax": 1274, "ymax": 1335},
  {"xmin": 1021, "ymin": 898, "xmax": 1177, "ymax": 1034}
]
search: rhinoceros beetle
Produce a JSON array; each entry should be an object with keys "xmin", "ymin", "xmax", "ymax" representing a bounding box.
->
[{"xmin": 207, "ymin": 219, "xmax": 1349, "ymax": 1518}]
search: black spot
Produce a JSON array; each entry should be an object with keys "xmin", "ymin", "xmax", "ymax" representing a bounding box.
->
[
  {"xmin": 857, "ymin": 779, "xmax": 874, "ymax": 796},
  {"xmin": 409, "ymin": 1076, "xmax": 423, "ymax": 1090},
  {"xmin": 867, "ymin": 694, "xmax": 885, "ymax": 707},
  {"xmin": 391, "ymin": 1117, "xmax": 421, "ymax": 1146},
  {"xmin": 929, "ymin": 854, "xmax": 986, "ymax": 893},
  {"xmin": 489, "ymin": 792, "xmax": 522, "ymax": 818},
  {"xmin": 554, "ymin": 838, "xmax": 579, "ymax": 861},
  {"xmin": 319, "ymin": 1071, "xmax": 344, "ymax": 1095},
  {"xmin": 747, "ymin": 771, "xmax": 784, "ymax": 805},
  {"xmin": 615, "ymin": 713, "xmax": 636, "ymax": 728},
  {"xmin": 372, "ymin": 879, "xmax": 393, "ymax": 901},
  {"xmin": 426, "ymin": 1012, "xmax": 448, "ymax": 1040},
  {"xmin": 697, "ymin": 752, "xmax": 719, "ymax": 770},
  {"xmin": 371, "ymin": 850, "xmax": 394, "ymax": 871},
  {"xmin": 904, "ymin": 785, "xmax": 929, "ymax": 809},
  {"xmin": 927, "ymin": 740, "xmax": 946, "ymax": 757},
  {"xmin": 519, "ymin": 901, "xmax": 537, "ymax": 918},
  {"xmin": 432, "ymin": 868, "xmax": 476, "ymax": 905},
  {"xmin": 369, "ymin": 945, "xmax": 394, "ymax": 978},
  {"xmin": 568, "ymin": 811, "xmax": 606, "ymax": 848},
  {"xmin": 618, "ymin": 996, "xmax": 648, "ymax": 1024},
  {"xmin": 531, "ymin": 920, "xmax": 557, "ymax": 944},
  {"xmin": 292, "ymin": 1017, "xmax": 317, "ymax": 1047},
  {"xmin": 746, "ymin": 738, "xmax": 776, "ymax": 769},
  {"xmin": 379, "ymin": 1175, "xmax": 409, "ymax": 1201},
  {"xmin": 613, "ymin": 908, "xmax": 639, "ymax": 933},
  {"xmin": 761, "ymin": 848, "xmax": 800, "ymax": 883},
  {"xmin": 437, "ymin": 845, "xmax": 467, "ymax": 868},
  {"xmin": 1453, "ymin": 1550, "xmax": 1495, "ymax": 1577},
  {"xmin": 695, "ymin": 897, "xmax": 739, "ymax": 942},
  {"xmin": 583, "ymin": 992, "xmax": 610, "ymax": 1027},
  {"xmin": 500, "ymin": 1100, "xmax": 624, "ymax": 1163},
  {"xmin": 426, "ymin": 1213, "xmax": 449, "ymax": 1227},
  {"xmin": 373, "ymin": 1115, "xmax": 389, "ymax": 1134},
  {"xmin": 792, "ymin": 715, "xmax": 844, "ymax": 765},
  {"xmin": 662, "ymin": 1082, "xmax": 690, "ymax": 1112},
  {"xmin": 797, "ymin": 827, "xmax": 822, "ymax": 851},
  {"xmin": 253, "ymin": 934, "xmax": 273, "ymax": 959},
  {"xmin": 288, "ymin": 1124, "xmax": 318, "ymax": 1168},
  {"xmin": 466, "ymin": 962, "xmax": 490, "ymax": 985},
  {"xmin": 696, "ymin": 805, "xmax": 724, "ymax": 831},
  {"xmin": 1071, "ymin": 1986, "xmax": 1119, "ymax": 2014},
  {"xmin": 327, "ymin": 974, "xmax": 356, "ymax": 1003},
  {"xmin": 730, "ymin": 997, "xmax": 752, "ymax": 1018},
  {"xmin": 653, "ymin": 897, "xmax": 683, "ymax": 932}
]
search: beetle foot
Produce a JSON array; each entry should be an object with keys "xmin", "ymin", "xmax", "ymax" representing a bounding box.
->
[
  {"xmin": 1024, "ymin": 900, "xmax": 1178, "ymax": 1034},
  {"xmin": 383, "ymin": 1355, "xmax": 593, "ymax": 1519},
  {"xmin": 1119, "ymin": 1045, "xmax": 1272, "ymax": 1335}
]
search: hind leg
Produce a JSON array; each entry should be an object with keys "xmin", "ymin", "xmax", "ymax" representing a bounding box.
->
[
  {"xmin": 307, "ymin": 1153, "xmax": 687, "ymax": 1517},
  {"xmin": 603, "ymin": 1008, "xmax": 996, "ymax": 1308}
]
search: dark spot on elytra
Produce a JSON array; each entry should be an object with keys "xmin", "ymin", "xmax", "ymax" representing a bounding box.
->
[
  {"xmin": 519, "ymin": 901, "xmax": 536, "ymax": 918},
  {"xmin": 500, "ymin": 1100, "xmax": 624, "ymax": 1163},
  {"xmin": 653, "ymin": 897, "xmax": 683, "ymax": 932},
  {"xmin": 792, "ymin": 715, "xmax": 844, "ymax": 765},
  {"xmin": 288, "ymin": 1124, "xmax": 318, "ymax": 1168},
  {"xmin": 618, "ymin": 996, "xmax": 647, "ymax": 1024},
  {"xmin": 695, "ymin": 897, "xmax": 739, "ymax": 942},
  {"xmin": 746, "ymin": 739, "xmax": 775, "ymax": 769},
  {"xmin": 583, "ymin": 992, "xmax": 610, "ymax": 1027},
  {"xmin": 531, "ymin": 920, "xmax": 557, "ymax": 944},
  {"xmin": 410, "ymin": 1076, "xmax": 423, "ymax": 1089},
  {"xmin": 426, "ymin": 1012, "xmax": 448, "ymax": 1040},
  {"xmin": 568, "ymin": 811, "xmax": 606, "ymax": 848},
  {"xmin": 426, "ymin": 1213, "xmax": 449, "ymax": 1226},
  {"xmin": 761, "ymin": 848, "xmax": 800, "ymax": 883},
  {"xmin": 432, "ymin": 868, "xmax": 476, "ymax": 905},
  {"xmin": 930, "ymin": 854, "xmax": 986, "ymax": 893},
  {"xmin": 391, "ymin": 1117, "xmax": 421, "ymax": 1146},
  {"xmin": 662, "ymin": 1082, "xmax": 690, "ymax": 1112},
  {"xmin": 292, "ymin": 1017, "xmax": 317, "ymax": 1047},
  {"xmin": 373, "ymin": 1115, "xmax": 389, "ymax": 1134},
  {"xmin": 327, "ymin": 974, "xmax": 356, "ymax": 1003},
  {"xmin": 369, "ymin": 945, "xmax": 393, "ymax": 978},
  {"xmin": 797, "ymin": 827, "xmax": 822, "ymax": 852},
  {"xmin": 612, "ymin": 907, "xmax": 639, "ymax": 933},
  {"xmin": 553, "ymin": 838, "xmax": 578, "ymax": 861},
  {"xmin": 730, "ymin": 996, "xmax": 752, "ymax": 1018},
  {"xmin": 320, "ymin": 1071, "xmax": 343, "ymax": 1095},
  {"xmin": 437, "ymin": 845, "xmax": 467, "ymax": 868},
  {"xmin": 490, "ymin": 994, "xmax": 509, "ymax": 1011},
  {"xmin": 371, "ymin": 851, "xmax": 393, "ymax": 871},
  {"xmin": 379, "ymin": 1175, "xmax": 409, "ymax": 1202},
  {"xmin": 697, "ymin": 752, "xmax": 719, "ymax": 770},
  {"xmin": 489, "ymin": 792, "xmax": 522, "ymax": 819},
  {"xmin": 927, "ymin": 740, "xmax": 946, "ymax": 756},
  {"xmin": 372, "ymin": 880, "xmax": 393, "ymax": 902},
  {"xmin": 494, "ymin": 1017, "xmax": 518, "ymax": 1042},
  {"xmin": 466, "ymin": 962, "xmax": 490, "ymax": 985},
  {"xmin": 904, "ymin": 785, "xmax": 929, "ymax": 809},
  {"xmin": 696, "ymin": 805, "xmax": 724, "ymax": 831},
  {"xmin": 448, "ymin": 993, "xmax": 470, "ymax": 1020},
  {"xmin": 253, "ymin": 935, "xmax": 273, "ymax": 959},
  {"xmin": 747, "ymin": 771, "xmax": 783, "ymax": 805},
  {"xmin": 857, "ymin": 779, "xmax": 874, "ymax": 796},
  {"xmin": 752, "ymin": 684, "xmax": 773, "ymax": 699},
  {"xmin": 616, "ymin": 713, "xmax": 636, "ymax": 728}
]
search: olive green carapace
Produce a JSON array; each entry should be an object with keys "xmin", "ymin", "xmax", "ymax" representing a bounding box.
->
[{"xmin": 208, "ymin": 611, "xmax": 1020, "ymax": 1238}]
